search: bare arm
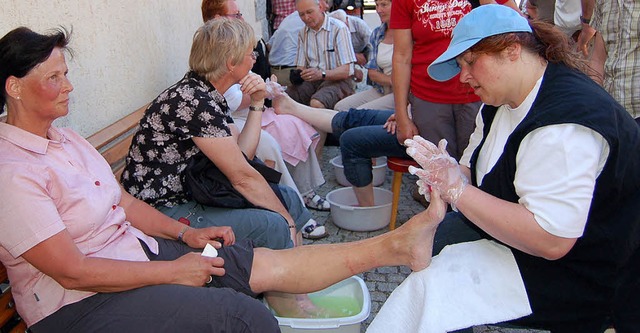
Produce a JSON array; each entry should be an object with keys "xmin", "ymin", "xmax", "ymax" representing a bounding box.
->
[
  {"xmin": 118, "ymin": 189, "xmax": 235, "ymax": 249},
  {"xmin": 20, "ymin": 231, "xmax": 223, "ymax": 292},
  {"xmin": 406, "ymin": 139, "xmax": 578, "ymax": 260},
  {"xmin": 367, "ymin": 69, "xmax": 392, "ymax": 87},
  {"xmin": 233, "ymin": 72, "xmax": 267, "ymax": 159},
  {"xmin": 391, "ymin": 28, "xmax": 419, "ymax": 144},
  {"xmin": 192, "ymin": 136, "xmax": 298, "ymax": 244},
  {"xmin": 301, "ymin": 63, "xmax": 353, "ymax": 82},
  {"xmin": 577, "ymin": 0, "xmax": 597, "ymax": 57},
  {"xmin": 456, "ymin": 186, "xmax": 577, "ymax": 260}
]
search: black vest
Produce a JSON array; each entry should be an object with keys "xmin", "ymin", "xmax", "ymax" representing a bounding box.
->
[{"xmin": 468, "ymin": 63, "xmax": 640, "ymax": 330}]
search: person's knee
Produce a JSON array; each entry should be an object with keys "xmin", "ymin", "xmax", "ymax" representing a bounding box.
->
[
  {"xmin": 310, "ymin": 99, "xmax": 326, "ymax": 109},
  {"xmin": 228, "ymin": 210, "xmax": 292, "ymax": 249},
  {"xmin": 339, "ymin": 128, "xmax": 370, "ymax": 155}
]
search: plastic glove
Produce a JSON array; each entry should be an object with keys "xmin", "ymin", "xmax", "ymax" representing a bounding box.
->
[
  {"xmin": 404, "ymin": 135, "xmax": 448, "ymax": 168},
  {"xmin": 405, "ymin": 137, "xmax": 468, "ymax": 208},
  {"xmin": 265, "ymin": 75, "xmax": 287, "ymax": 100},
  {"xmin": 415, "ymin": 177, "xmax": 432, "ymax": 203}
]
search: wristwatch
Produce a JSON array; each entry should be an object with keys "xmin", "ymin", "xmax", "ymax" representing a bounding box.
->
[{"xmin": 321, "ymin": 71, "xmax": 326, "ymax": 80}]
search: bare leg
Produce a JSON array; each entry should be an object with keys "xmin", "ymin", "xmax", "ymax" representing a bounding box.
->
[
  {"xmin": 352, "ymin": 183, "xmax": 375, "ymax": 207},
  {"xmin": 249, "ymin": 190, "xmax": 448, "ymax": 294},
  {"xmin": 273, "ymin": 94, "xmax": 337, "ymax": 133},
  {"xmin": 314, "ymin": 131, "xmax": 327, "ymax": 161}
]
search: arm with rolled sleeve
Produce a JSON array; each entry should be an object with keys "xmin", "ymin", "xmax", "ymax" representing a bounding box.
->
[{"xmin": 457, "ymin": 124, "xmax": 609, "ymax": 260}]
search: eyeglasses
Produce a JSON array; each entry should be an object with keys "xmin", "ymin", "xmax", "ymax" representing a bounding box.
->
[
  {"xmin": 248, "ymin": 51, "xmax": 258, "ymax": 60},
  {"xmin": 226, "ymin": 12, "xmax": 243, "ymax": 19}
]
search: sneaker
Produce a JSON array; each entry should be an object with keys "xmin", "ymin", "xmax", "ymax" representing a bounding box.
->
[
  {"xmin": 301, "ymin": 219, "xmax": 328, "ymax": 240},
  {"xmin": 303, "ymin": 191, "xmax": 330, "ymax": 211}
]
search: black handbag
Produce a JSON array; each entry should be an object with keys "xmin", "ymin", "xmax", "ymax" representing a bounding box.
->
[{"xmin": 184, "ymin": 153, "xmax": 288, "ymax": 209}]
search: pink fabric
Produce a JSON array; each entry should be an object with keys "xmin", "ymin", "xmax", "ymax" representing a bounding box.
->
[
  {"xmin": 260, "ymin": 108, "xmax": 319, "ymax": 166},
  {"xmin": 0, "ymin": 123, "xmax": 157, "ymax": 327}
]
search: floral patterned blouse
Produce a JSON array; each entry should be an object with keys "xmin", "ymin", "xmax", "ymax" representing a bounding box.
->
[{"xmin": 121, "ymin": 71, "xmax": 234, "ymax": 208}]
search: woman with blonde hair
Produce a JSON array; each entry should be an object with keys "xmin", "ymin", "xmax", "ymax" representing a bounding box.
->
[{"xmin": 121, "ymin": 18, "xmax": 320, "ymax": 248}]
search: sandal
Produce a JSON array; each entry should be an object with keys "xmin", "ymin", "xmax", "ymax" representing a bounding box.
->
[
  {"xmin": 301, "ymin": 219, "xmax": 328, "ymax": 240},
  {"xmin": 304, "ymin": 192, "xmax": 330, "ymax": 211}
]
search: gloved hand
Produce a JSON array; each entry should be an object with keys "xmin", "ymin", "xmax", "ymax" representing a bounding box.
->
[{"xmin": 405, "ymin": 136, "xmax": 468, "ymax": 208}]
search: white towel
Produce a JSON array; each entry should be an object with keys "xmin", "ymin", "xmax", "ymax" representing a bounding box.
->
[{"xmin": 367, "ymin": 239, "xmax": 532, "ymax": 333}]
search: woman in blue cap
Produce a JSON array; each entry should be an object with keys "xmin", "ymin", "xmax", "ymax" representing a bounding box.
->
[{"xmin": 406, "ymin": 4, "xmax": 640, "ymax": 332}]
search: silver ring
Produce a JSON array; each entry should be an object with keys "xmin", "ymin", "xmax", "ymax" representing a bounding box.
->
[{"xmin": 206, "ymin": 276, "xmax": 213, "ymax": 284}]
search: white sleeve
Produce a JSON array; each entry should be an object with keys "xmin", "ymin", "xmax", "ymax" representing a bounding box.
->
[
  {"xmin": 222, "ymin": 84, "xmax": 243, "ymax": 112},
  {"xmin": 515, "ymin": 124, "xmax": 609, "ymax": 238},
  {"xmin": 460, "ymin": 110, "xmax": 485, "ymax": 168}
]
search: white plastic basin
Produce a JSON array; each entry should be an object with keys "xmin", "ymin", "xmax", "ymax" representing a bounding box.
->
[
  {"xmin": 264, "ymin": 276, "xmax": 371, "ymax": 333},
  {"xmin": 330, "ymin": 156, "xmax": 387, "ymax": 187},
  {"xmin": 326, "ymin": 187, "xmax": 393, "ymax": 232}
]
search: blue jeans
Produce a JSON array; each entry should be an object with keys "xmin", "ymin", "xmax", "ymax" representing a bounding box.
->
[
  {"xmin": 331, "ymin": 109, "xmax": 409, "ymax": 187},
  {"xmin": 159, "ymin": 185, "xmax": 311, "ymax": 249},
  {"xmin": 330, "ymin": 98, "xmax": 481, "ymax": 187}
]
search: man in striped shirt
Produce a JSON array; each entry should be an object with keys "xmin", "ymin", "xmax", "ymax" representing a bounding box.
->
[{"xmin": 286, "ymin": 0, "xmax": 357, "ymax": 110}]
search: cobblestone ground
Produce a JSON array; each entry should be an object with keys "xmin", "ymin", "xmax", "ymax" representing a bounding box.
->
[{"xmin": 303, "ymin": 145, "xmax": 546, "ymax": 333}]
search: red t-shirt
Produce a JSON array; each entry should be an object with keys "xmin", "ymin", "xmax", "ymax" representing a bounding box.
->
[{"xmin": 390, "ymin": 0, "xmax": 480, "ymax": 104}]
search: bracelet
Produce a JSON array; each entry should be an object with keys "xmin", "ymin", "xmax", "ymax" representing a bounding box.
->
[
  {"xmin": 177, "ymin": 225, "xmax": 190, "ymax": 243},
  {"xmin": 288, "ymin": 224, "xmax": 296, "ymax": 229},
  {"xmin": 580, "ymin": 15, "xmax": 591, "ymax": 24},
  {"xmin": 249, "ymin": 105, "xmax": 265, "ymax": 112}
]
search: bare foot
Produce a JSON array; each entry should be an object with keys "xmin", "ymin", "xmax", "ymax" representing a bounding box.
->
[
  {"xmin": 267, "ymin": 292, "xmax": 330, "ymax": 318},
  {"xmin": 272, "ymin": 94, "xmax": 298, "ymax": 115},
  {"xmin": 392, "ymin": 189, "xmax": 447, "ymax": 271}
]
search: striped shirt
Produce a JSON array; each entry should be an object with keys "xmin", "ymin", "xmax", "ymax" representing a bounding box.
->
[
  {"xmin": 295, "ymin": 13, "xmax": 356, "ymax": 75},
  {"xmin": 591, "ymin": 0, "xmax": 639, "ymax": 118}
]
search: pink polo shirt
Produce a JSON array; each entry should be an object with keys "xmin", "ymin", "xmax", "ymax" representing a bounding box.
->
[{"xmin": 0, "ymin": 122, "xmax": 158, "ymax": 327}]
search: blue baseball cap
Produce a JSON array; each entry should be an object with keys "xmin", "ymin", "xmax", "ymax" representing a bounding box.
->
[{"xmin": 427, "ymin": 4, "xmax": 532, "ymax": 82}]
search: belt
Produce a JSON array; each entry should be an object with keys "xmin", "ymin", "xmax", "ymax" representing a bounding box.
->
[{"xmin": 271, "ymin": 65, "xmax": 295, "ymax": 70}]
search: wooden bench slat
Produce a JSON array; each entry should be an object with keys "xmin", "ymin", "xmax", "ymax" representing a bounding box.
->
[
  {"xmin": 86, "ymin": 106, "xmax": 146, "ymax": 150},
  {"xmin": 0, "ymin": 291, "xmax": 17, "ymax": 327},
  {"xmin": 0, "ymin": 265, "xmax": 6, "ymax": 283},
  {"xmin": 100, "ymin": 135, "xmax": 135, "ymax": 167}
]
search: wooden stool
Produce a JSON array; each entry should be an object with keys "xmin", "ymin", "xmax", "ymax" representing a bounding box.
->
[{"xmin": 386, "ymin": 157, "xmax": 419, "ymax": 230}]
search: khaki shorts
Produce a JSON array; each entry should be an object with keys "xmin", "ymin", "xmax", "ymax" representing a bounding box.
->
[{"xmin": 286, "ymin": 78, "xmax": 355, "ymax": 109}]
